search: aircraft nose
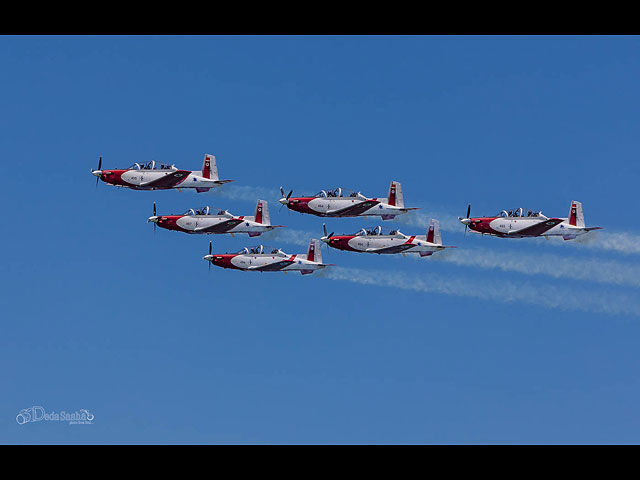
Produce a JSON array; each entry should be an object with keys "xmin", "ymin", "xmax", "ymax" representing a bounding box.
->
[
  {"xmin": 459, "ymin": 217, "xmax": 471, "ymax": 226},
  {"xmin": 148, "ymin": 216, "xmax": 159, "ymax": 223},
  {"xmin": 279, "ymin": 198, "xmax": 288, "ymax": 206},
  {"xmin": 203, "ymin": 254, "xmax": 214, "ymax": 262},
  {"xmin": 91, "ymin": 170, "xmax": 102, "ymax": 178},
  {"xmin": 320, "ymin": 236, "xmax": 329, "ymax": 244}
]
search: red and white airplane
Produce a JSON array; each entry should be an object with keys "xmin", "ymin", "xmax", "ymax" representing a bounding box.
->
[
  {"xmin": 278, "ymin": 181, "xmax": 418, "ymax": 220},
  {"xmin": 459, "ymin": 201, "xmax": 602, "ymax": 240},
  {"xmin": 148, "ymin": 200, "xmax": 284, "ymax": 237},
  {"xmin": 320, "ymin": 219, "xmax": 454, "ymax": 257},
  {"xmin": 91, "ymin": 154, "xmax": 232, "ymax": 192},
  {"xmin": 203, "ymin": 239, "xmax": 334, "ymax": 275}
]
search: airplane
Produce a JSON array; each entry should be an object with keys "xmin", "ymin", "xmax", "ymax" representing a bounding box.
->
[
  {"xmin": 458, "ymin": 201, "xmax": 603, "ymax": 240},
  {"xmin": 203, "ymin": 239, "xmax": 334, "ymax": 275},
  {"xmin": 91, "ymin": 154, "xmax": 232, "ymax": 192},
  {"xmin": 320, "ymin": 219, "xmax": 454, "ymax": 257},
  {"xmin": 278, "ymin": 181, "xmax": 418, "ymax": 220},
  {"xmin": 148, "ymin": 200, "xmax": 284, "ymax": 237}
]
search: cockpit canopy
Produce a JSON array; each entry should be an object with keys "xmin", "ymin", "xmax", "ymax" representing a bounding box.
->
[
  {"xmin": 313, "ymin": 188, "xmax": 363, "ymax": 198},
  {"xmin": 497, "ymin": 208, "xmax": 546, "ymax": 218},
  {"xmin": 128, "ymin": 160, "xmax": 175, "ymax": 170},
  {"xmin": 236, "ymin": 245, "xmax": 286, "ymax": 255},
  {"xmin": 181, "ymin": 206, "xmax": 232, "ymax": 216},
  {"xmin": 353, "ymin": 226, "xmax": 403, "ymax": 236}
]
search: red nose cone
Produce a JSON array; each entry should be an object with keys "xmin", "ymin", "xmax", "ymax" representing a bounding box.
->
[
  {"xmin": 469, "ymin": 218, "xmax": 494, "ymax": 234},
  {"xmin": 212, "ymin": 254, "xmax": 238, "ymax": 269},
  {"xmin": 157, "ymin": 216, "xmax": 181, "ymax": 230},
  {"xmin": 328, "ymin": 236, "xmax": 357, "ymax": 251},
  {"xmin": 100, "ymin": 169, "xmax": 125, "ymax": 185},
  {"xmin": 287, "ymin": 198, "xmax": 314, "ymax": 215}
]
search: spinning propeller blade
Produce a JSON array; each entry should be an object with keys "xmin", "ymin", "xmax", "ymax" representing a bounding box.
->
[
  {"xmin": 95, "ymin": 155, "xmax": 102, "ymax": 187},
  {"xmin": 465, "ymin": 204, "xmax": 471, "ymax": 235},
  {"xmin": 279, "ymin": 187, "xmax": 293, "ymax": 211}
]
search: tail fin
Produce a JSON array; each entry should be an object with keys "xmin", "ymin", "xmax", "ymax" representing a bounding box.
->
[
  {"xmin": 387, "ymin": 181, "xmax": 404, "ymax": 208},
  {"xmin": 307, "ymin": 238, "xmax": 322, "ymax": 264},
  {"xmin": 426, "ymin": 219, "xmax": 442, "ymax": 245},
  {"xmin": 202, "ymin": 154, "xmax": 219, "ymax": 180},
  {"xmin": 568, "ymin": 200, "xmax": 585, "ymax": 228},
  {"xmin": 255, "ymin": 199, "xmax": 270, "ymax": 225}
]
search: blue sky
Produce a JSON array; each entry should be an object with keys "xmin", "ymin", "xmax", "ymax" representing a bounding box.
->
[{"xmin": 1, "ymin": 35, "xmax": 640, "ymax": 444}]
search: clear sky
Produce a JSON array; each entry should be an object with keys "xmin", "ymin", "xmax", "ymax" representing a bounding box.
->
[{"xmin": 1, "ymin": 35, "xmax": 640, "ymax": 444}]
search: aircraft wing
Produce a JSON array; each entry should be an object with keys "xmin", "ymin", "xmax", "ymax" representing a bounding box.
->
[
  {"xmin": 195, "ymin": 218, "xmax": 245, "ymax": 233},
  {"xmin": 248, "ymin": 260, "xmax": 294, "ymax": 271},
  {"xmin": 326, "ymin": 199, "xmax": 380, "ymax": 217},
  {"xmin": 508, "ymin": 218, "xmax": 565, "ymax": 237},
  {"xmin": 142, "ymin": 170, "xmax": 191, "ymax": 189},
  {"xmin": 365, "ymin": 244, "xmax": 415, "ymax": 254}
]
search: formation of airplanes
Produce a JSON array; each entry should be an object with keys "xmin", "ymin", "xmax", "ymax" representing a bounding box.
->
[{"xmin": 92, "ymin": 153, "xmax": 603, "ymax": 275}]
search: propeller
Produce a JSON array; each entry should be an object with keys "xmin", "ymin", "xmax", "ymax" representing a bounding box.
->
[
  {"xmin": 93, "ymin": 155, "xmax": 103, "ymax": 187},
  {"xmin": 320, "ymin": 223, "xmax": 334, "ymax": 253},
  {"xmin": 321, "ymin": 223, "xmax": 334, "ymax": 242},
  {"xmin": 279, "ymin": 186, "xmax": 293, "ymax": 211},
  {"xmin": 147, "ymin": 201, "xmax": 159, "ymax": 233},
  {"xmin": 465, "ymin": 204, "xmax": 470, "ymax": 235},
  {"xmin": 204, "ymin": 241, "xmax": 212, "ymax": 273},
  {"xmin": 458, "ymin": 204, "xmax": 471, "ymax": 235}
]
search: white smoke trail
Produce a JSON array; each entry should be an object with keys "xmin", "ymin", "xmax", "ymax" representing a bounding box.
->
[
  {"xmin": 430, "ymin": 247, "xmax": 640, "ymax": 289},
  {"xmin": 394, "ymin": 208, "xmax": 461, "ymax": 233},
  {"xmin": 325, "ymin": 266, "xmax": 640, "ymax": 317},
  {"xmin": 267, "ymin": 228, "xmax": 315, "ymax": 247},
  {"xmin": 208, "ymin": 184, "xmax": 279, "ymax": 203}
]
